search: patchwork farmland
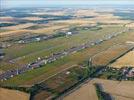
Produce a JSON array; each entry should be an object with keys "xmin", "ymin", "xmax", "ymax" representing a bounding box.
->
[{"xmin": 0, "ymin": 7, "xmax": 134, "ymax": 100}]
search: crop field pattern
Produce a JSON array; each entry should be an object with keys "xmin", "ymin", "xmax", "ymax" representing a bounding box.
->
[{"xmin": 0, "ymin": 7, "xmax": 134, "ymax": 100}]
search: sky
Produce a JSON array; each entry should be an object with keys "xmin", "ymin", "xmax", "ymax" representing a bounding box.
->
[{"xmin": 1, "ymin": 0, "xmax": 134, "ymax": 8}]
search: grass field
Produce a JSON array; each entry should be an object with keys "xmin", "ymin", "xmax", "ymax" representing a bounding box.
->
[
  {"xmin": 0, "ymin": 26, "xmax": 124, "ymax": 71},
  {"xmin": 0, "ymin": 28, "xmax": 134, "ymax": 86},
  {"xmin": 31, "ymin": 65, "xmax": 89, "ymax": 99}
]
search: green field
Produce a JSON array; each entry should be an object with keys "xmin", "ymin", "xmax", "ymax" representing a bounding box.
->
[
  {"xmin": 1, "ymin": 27, "xmax": 134, "ymax": 86},
  {"xmin": 0, "ymin": 26, "xmax": 124, "ymax": 71}
]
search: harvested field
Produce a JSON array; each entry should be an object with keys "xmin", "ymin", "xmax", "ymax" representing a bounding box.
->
[
  {"xmin": 31, "ymin": 24, "xmax": 69, "ymax": 34},
  {"xmin": 126, "ymin": 22, "xmax": 134, "ymax": 28},
  {"xmin": 21, "ymin": 17, "xmax": 44, "ymax": 21},
  {"xmin": 112, "ymin": 95, "xmax": 134, "ymax": 100},
  {"xmin": 0, "ymin": 16, "xmax": 15, "ymax": 22},
  {"xmin": 31, "ymin": 11, "xmax": 66, "ymax": 16},
  {"xmin": 90, "ymin": 14, "xmax": 131, "ymax": 24},
  {"xmin": 0, "ymin": 71, "xmax": 2, "ymax": 74},
  {"xmin": 54, "ymin": 19, "xmax": 96, "ymax": 25},
  {"xmin": 110, "ymin": 50, "xmax": 134, "ymax": 68},
  {"xmin": 74, "ymin": 10, "xmax": 99, "ymax": 16},
  {"xmin": 0, "ymin": 29, "xmax": 30, "ymax": 36},
  {"xmin": 92, "ymin": 44, "xmax": 134, "ymax": 66},
  {"xmin": 64, "ymin": 84, "xmax": 98, "ymax": 100},
  {"xmin": 0, "ymin": 23, "xmax": 69, "ymax": 36},
  {"xmin": 64, "ymin": 79, "xmax": 134, "ymax": 100},
  {"xmin": 1, "ymin": 23, "xmax": 35, "ymax": 30},
  {"xmin": 91, "ymin": 79, "xmax": 134, "ymax": 100},
  {"xmin": 0, "ymin": 88, "xmax": 30, "ymax": 100}
]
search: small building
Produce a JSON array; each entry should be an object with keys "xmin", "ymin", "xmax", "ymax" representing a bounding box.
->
[
  {"xmin": 35, "ymin": 38, "xmax": 41, "ymax": 41},
  {"xmin": 66, "ymin": 32, "xmax": 72, "ymax": 35},
  {"xmin": 18, "ymin": 40, "xmax": 25, "ymax": 44}
]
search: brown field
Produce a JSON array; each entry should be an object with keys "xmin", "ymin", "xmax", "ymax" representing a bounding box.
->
[
  {"xmin": 112, "ymin": 95, "xmax": 134, "ymax": 100},
  {"xmin": 33, "ymin": 91, "xmax": 53, "ymax": 100},
  {"xmin": 74, "ymin": 10, "xmax": 131, "ymax": 25},
  {"xmin": 64, "ymin": 79, "xmax": 134, "ymax": 100},
  {"xmin": 0, "ymin": 16, "xmax": 15, "ymax": 22},
  {"xmin": 54, "ymin": 19, "xmax": 96, "ymax": 26},
  {"xmin": 1, "ymin": 23, "xmax": 35, "ymax": 30},
  {"xmin": 110, "ymin": 50, "xmax": 134, "ymax": 68},
  {"xmin": 0, "ymin": 70, "xmax": 4, "ymax": 74},
  {"xmin": 21, "ymin": 17, "xmax": 44, "ymax": 21},
  {"xmin": 90, "ymin": 13, "xmax": 131, "ymax": 24},
  {"xmin": 0, "ymin": 88, "xmax": 30, "ymax": 100},
  {"xmin": 31, "ymin": 11, "xmax": 66, "ymax": 16},
  {"xmin": 74, "ymin": 9, "xmax": 99, "ymax": 16},
  {"xmin": 0, "ymin": 23, "xmax": 69, "ymax": 36},
  {"xmin": 55, "ymin": 15, "xmax": 130, "ymax": 26},
  {"xmin": 31, "ymin": 24, "xmax": 69, "ymax": 34},
  {"xmin": 126, "ymin": 23, "xmax": 134, "ymax": 28},
  {"xmin": 64, "ymin": 84, "xmax": 98, "ymax": 100},
  {"xmin": 92, "ymin": 44, "xmax": 134, "ymax": 66},
  {"xmin": 0, "ymin": 29, "xmax": 30, "ymax": 36},
  {"xmin": 92, "ymin": 79, "xmax": 134, "ymax": 100}
]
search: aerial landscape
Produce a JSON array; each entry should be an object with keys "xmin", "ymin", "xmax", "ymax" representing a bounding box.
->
[{"xmin": 0, "ymin": 0, "xmax": 134, "ymax": 100}]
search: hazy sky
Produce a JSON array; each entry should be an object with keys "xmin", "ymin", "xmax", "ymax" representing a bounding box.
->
[{"xmin": 1, "ymin": 0, "xmax": 134, "ymax": 8}]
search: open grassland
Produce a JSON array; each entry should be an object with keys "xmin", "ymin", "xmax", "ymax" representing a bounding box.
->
[
  {"xmin": 0, "ymin": 29, "xmax": 134, "ymax": 86},
  {"xmin": 0, "ymin": 88, "xmax": 30, "ymax": 100},
  {"xmin": 92, "ymin": 44, "xmax": 134, "ymax": 66},
  {"xmin": 110, "ymin": 50, "xmax": 134, "ymax": 68},
  {"xmin": 0, "ymin": 26, "xmax": 124, "ymax": 71},
  {"xmin": 32, "ymin": 65, "xmax": 89, "ymax": 100},
  {"xmin": 64, "ymin": 79, "xmax": 134, "ymax": 100}
]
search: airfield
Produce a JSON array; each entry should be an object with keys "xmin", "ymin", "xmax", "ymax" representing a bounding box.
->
[{"xmin": 0, "ymin": 7, "xmax": 134, "ymax": 100}]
